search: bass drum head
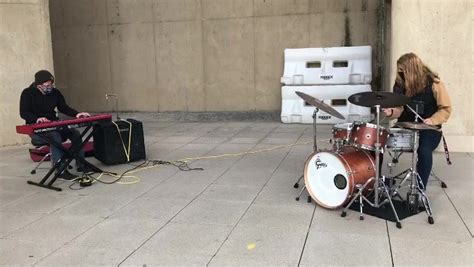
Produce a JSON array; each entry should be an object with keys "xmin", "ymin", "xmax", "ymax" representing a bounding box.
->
[{"xmin": 304, "ymin": 151, "xmax": 349, "ymax": 209}]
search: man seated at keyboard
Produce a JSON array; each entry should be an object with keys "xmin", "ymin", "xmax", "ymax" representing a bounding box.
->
[{"xmin": 19, "ymin": 70, "xmax": 91, "ymax": 180}]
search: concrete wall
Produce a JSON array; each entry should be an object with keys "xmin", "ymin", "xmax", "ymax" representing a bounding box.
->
[
  {"xmin": 49, "ymin": 0, "xmax": 381, "ymax": 113},
  {"xmin": 390, "ymin": 0, "xmax": 473, "ymax": 152},
  {"xmin": 0, "ymin": 0, "xmax": 54, "ymax": 146}
]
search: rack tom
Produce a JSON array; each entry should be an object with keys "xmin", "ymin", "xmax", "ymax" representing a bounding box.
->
[
  {"xmin": 332, "ymin": 123, "xmax": 353, "ymax": 150},
  {"xmin": 349, "ymin": 122, "xmax": 389, "ymax": 151}
]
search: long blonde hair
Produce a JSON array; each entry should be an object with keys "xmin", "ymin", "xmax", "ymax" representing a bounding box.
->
[{"xmin": 395, "ymin": 53, "xmax": 439, "ymax": 97}]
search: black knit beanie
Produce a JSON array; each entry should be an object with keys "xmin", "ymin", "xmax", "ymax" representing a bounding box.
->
[{"xmin": 34, "ymin": 70, "xmax": 54, "ymax": 84}]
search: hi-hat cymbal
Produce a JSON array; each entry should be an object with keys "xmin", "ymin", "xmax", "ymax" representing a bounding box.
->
[
  {"xmin": 395, "ymin": 122, "xmax": 441, "ymax": 131},
  {"xmin": 348, "ymin": 91, "xmax": 410, "ymax": 108},
  {"xmin": 295, "ymin": 91, "xmax": 345, "ymax": 120}
]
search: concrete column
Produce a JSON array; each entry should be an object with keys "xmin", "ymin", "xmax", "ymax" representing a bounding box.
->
[
  {"xmin": 390, "ymin": 0, "xmax": 473, "ymax": 152},
  {"xmin": 0, "ymin": 0, "xmax": 54, "ymax": 146}
]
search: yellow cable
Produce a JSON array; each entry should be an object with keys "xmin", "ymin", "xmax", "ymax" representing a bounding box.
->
[
  {"xmin": 97, "ymin": 138, "xmax": 330, "ymax": 185},
  {"xmin": 179, "ymin": 140, "xmax": 318, "ymax": 162},
  {"xmin": 91, "ymin": 171, "xmax": 141, "ymax": 185}
]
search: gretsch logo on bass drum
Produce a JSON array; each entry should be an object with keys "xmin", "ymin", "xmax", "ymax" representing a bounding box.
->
[{"xmin": 315, "ymin": 157, "xmax": 327, "ymax": 169}]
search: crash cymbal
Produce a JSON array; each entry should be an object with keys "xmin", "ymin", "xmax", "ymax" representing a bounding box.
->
[
  {"xmin": 295, "ymin": 91, "xmax": 345, "ymax": 120},
  {"xmin": 395, "ymin": 122, "xmax": 441, "ymax": 131},
  {"xmin": 348, "ymin": 91, "xmax": 410, "ymax": 108}
]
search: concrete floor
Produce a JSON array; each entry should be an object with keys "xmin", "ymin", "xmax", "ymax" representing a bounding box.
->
[{"xmin": 0, "ymin": 120, "xmax": 472, "ymax": 266}]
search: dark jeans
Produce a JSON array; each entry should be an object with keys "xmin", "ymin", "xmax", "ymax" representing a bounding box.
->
[
  {"xmin": 31, "ymin": 128, "xmax": 85, "ymax": 170},
  {"xmin": 417, "ymin": 130, "xmax": 442, "ymax": 188}
]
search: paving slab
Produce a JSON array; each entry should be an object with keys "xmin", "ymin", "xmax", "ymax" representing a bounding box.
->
[
  {"xmin": 134, "ymin": 222, "xmax": 233, "ymax": 256},
  {"xmin": 121, "ymin": 250, "xmax": 211, "ymax": 266},
  {"xmin": 35, "ymin": 245, "xmax": 132, "ymax": 266},
  {"xmin": 70, "ymin": 217, "xmax": 166, "ymax": 250},
  {"xmin": 239, "ymin": 203, "xmax": 314, "ymax": 230},
  {"xmin": 0, "ymin": 239, "xmax": 54, "ymax": 266},
  {"xmin": 109, "ymin": 196, "xmax": 190, "ymax": 221},
  {"xmin": 5, "ymin": 214, "xmax": 102, "ymax": 247},
  {"xmin": 0, "ymin": 211, "xmax": 44, "ymax": 238},
  {"xmin": 300, "ymin": 231, "xmax": 392, "ymax": 266},
  {"xmin": 311, "ymin": 206, "xmax": 389, "ymax": 236},
  {"xmin": 51, "ymin": 194, "xmax": 134, "ymax": 218},
  {"xmin": 198, "ymin": 184, "xmax": 261, "ymax": 203},
  {"xmin": 172, "ymin": 198, "xmax": 250, "ymax": 226},
  {"xmin": 211, "ymin": 224, "xmax": 306, "ymax": 266},
  {"xmin": 0, "ymin": 191, "xmax": 79, "ymax": 214},
  {"xmin": 390, "ymin": 237, "xmax": 472, "ymax": 266}
]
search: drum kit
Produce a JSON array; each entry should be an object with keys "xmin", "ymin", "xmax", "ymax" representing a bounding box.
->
[{"xmin": 293, "ymin": 91, "xmax": 442, "ymax": 228}]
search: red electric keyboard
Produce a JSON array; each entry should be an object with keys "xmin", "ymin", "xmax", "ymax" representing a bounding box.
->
[
  {"xmin": 16, "ymin": 114, "xmax": 112, "ymax": 135},
  {"xmin": 17, "ymin": 114, "xmax": 113, "ymax": 191}
]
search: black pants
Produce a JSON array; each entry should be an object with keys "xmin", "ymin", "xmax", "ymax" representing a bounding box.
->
[
  {"xmin": 417, "ymin": 130, "xmax": 442, "ymax": 188},
  {"xmin": 31, "ymin": 128, "xmax": 85, "ymax": 169}
]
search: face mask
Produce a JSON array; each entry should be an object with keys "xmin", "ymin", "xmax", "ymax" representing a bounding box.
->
[
  {"xmin": 43, "ymin": 86, "xmax": 53, "ymax": 94},
  {"xmin": 39, "ymin": 84, "xmax": 54, "ymax": 94}
]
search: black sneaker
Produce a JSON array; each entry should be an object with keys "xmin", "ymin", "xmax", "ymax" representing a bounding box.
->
[
  {"xmin": 57, "ymin": 170, "xmax": 79, "ymax": 180},
  {"xmin": 77, "ymin": 165, "xmax": 94, "ymax": 173}
]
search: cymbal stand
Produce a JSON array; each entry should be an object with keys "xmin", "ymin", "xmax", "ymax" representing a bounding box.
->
[
  {"xmin": 294, "ymin": 108, "xmax": 319, "ymax": 203},
  {"xmin": 341, "ymin": 105, "xmax": 402, "ymax": 228}
]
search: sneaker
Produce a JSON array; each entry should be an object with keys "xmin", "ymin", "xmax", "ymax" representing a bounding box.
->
[
  {"xmin": 57, "ymin": 170, "xmax": 78, "ymax": 180},
  {"xmin": 77, "ymin": 165, "xmax": 94, "ymax": 173}
]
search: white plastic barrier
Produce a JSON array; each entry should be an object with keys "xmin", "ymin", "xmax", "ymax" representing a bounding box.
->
[
  {"xmin": 281, "ymin": 85, "xmax": 372, "ymax": 124},
  {"xmin": 281, "ymin": 46, "xmax": 372, "ymax": 85}
]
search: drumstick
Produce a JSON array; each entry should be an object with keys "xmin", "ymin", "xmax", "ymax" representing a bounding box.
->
[{"xmin": 405, "ymin": 105, "xmax": 425, "ymax": 122}]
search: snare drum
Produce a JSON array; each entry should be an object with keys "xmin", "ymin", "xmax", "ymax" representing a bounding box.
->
[
  {"xmin": 349, "ymin": 122, "xmax": 389, "ymax": 151},
  {"xmin": 304, "ymin": 146, "xmax": 375, "ymax": 209},
  {"xmin": 386, "ymin": 128, "xmax": 414, "ymax": 152},
  {"xmin": 332, "ymin": 123, "xmax": 353, "ymax": 150}
]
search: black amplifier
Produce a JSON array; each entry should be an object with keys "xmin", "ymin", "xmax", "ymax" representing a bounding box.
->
[{"xmin": 93, "ymin": 119, "xmax": 146, "ymax": 165}]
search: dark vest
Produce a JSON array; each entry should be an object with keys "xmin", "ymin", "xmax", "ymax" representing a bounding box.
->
[{"xmin": 394, "ymin": 78, "xmax": 439, "ymax": 125}]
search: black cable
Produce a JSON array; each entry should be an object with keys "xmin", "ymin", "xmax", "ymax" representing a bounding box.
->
[
  {"xmin": 149, "ymin": 159, "xmax": 204, "ymax": 171},
  {"xmin": 68, "ymin": 159, "xmax": 203, "ymax": 189}
]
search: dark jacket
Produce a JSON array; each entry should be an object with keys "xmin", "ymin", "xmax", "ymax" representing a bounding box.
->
[{"xmin": 20, "ymin": 83, "xmax": 78, "ymax": 124}]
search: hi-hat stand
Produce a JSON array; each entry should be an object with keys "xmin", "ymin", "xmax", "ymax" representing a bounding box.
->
[
  {"xmin": 404, "ymin": 105, "xmax": 448, "ymax": 188},
  {"xmin": 387, "ymin": 128, "xmax": 434, "ymax": 223},
  {"xmin": 386, "ymin": 104, "xmax": 439, "ymax": 224},
  {"xmin": 340, "ymin": 104, "xmax": 402, "ymax": 228}
]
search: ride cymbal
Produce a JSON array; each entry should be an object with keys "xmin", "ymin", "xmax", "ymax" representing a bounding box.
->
[{"xmin": 348, "ymin": 91, "xmax": 410, "ymax": 108}]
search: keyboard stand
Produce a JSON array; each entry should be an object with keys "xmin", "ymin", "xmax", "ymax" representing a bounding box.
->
[{"xmin": 27, "ymin": 125, "xmax": 107, "ymax": 191}]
